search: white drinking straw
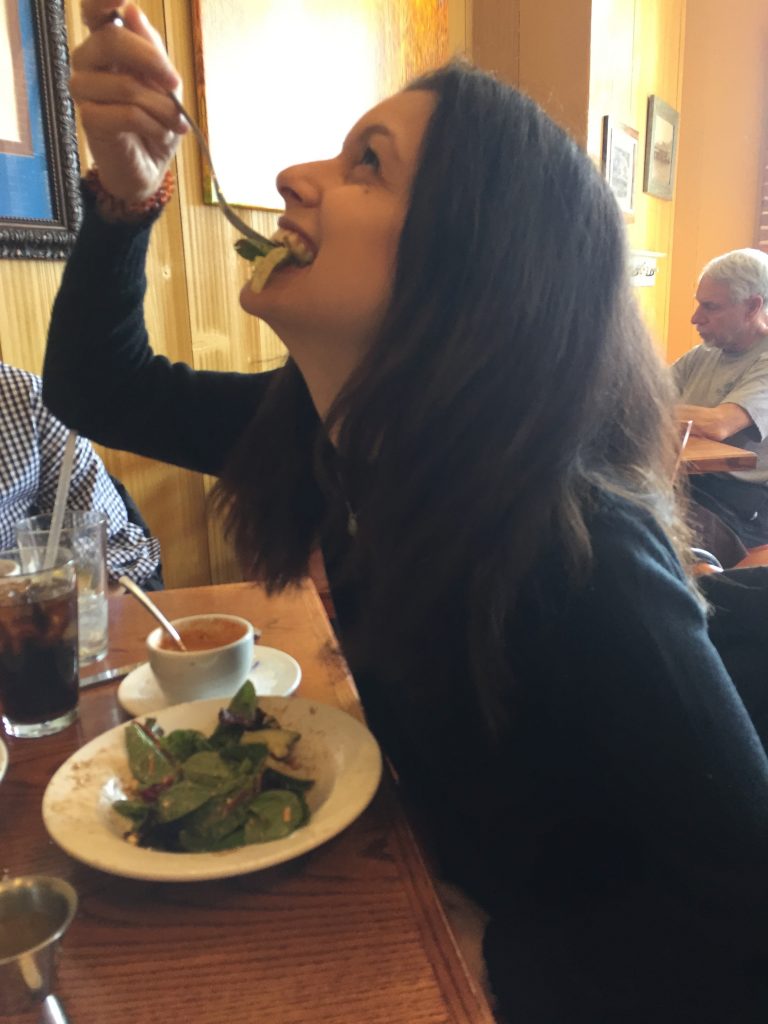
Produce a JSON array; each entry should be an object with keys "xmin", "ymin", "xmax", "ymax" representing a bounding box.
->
[{"xmin": 43, "ymin": 429, "xmax": 78, "ymax": 570}]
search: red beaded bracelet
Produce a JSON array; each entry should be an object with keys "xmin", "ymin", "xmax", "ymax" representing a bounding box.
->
[{"xmin": 84, "ymin": 166, "xmax": 176, "ymax": 224}]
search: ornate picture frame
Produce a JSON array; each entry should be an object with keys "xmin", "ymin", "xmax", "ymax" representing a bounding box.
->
[
  {"xmin": 602, "ymin": 117, "xmax": 639, "ymax": 223},
  {"xmin": 643, "ymin": 95, "xmax": 679, "ymax": 201},
  {"xmin": 0, "ymin": 0, "xmax": 82, "ymax": 259}
]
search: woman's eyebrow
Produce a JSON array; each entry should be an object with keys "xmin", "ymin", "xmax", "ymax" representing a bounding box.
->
[{"xmin": 349, "ymin": 123, "xmax": 402, "ymax": 162}]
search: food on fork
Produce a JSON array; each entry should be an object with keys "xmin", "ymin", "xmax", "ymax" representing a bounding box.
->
[{"xmin": 235, "ymin": 227, "xmax": 314, "ymax": 293}]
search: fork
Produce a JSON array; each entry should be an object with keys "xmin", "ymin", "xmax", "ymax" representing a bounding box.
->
[
  {"xmin": 100, "ymin": 10, "xmax": 274, "ymax": 251},
  {"xmin": 166, "ymin": 92, "xmax": 275, "ymax": 251}
]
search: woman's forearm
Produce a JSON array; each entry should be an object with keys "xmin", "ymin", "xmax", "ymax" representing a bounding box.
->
[{"xmin": 44, "ymin": 193, "xmax": 271, "ymax": 475}]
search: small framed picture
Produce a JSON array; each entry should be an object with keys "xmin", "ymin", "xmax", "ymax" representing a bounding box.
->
[
  {"xmin": 602, "ymin": 117, "xmax": 639, "ymax": 222},
  {"xmin": 643, "ymin": 96, "xmax": 679, "ymax": 200}
]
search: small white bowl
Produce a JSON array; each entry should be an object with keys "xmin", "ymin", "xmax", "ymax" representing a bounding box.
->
[{"xmin": 146, "ymin": 614, "xmax": 254, "ymax": 706}]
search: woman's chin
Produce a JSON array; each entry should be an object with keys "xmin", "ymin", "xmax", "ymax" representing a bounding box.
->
[
  {"xmin": 238, "ymin": 263, "xmax": 302, "ymax": 317},
  {"xmin": 239, "ymin": 278, "xmax": 261, "ymax": 315},
  {"xmin": 238, "ymin": 278, "xmax": 282, "ymax": 319}
]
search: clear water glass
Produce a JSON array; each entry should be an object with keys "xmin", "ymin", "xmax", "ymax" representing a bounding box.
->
[{"xmin": 15, "ymin": 510, "xmax": 109, "ymax": 666}]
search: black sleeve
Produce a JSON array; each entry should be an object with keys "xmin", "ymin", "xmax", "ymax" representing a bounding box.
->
[
  {"xmin": 561, "ymin": 506, "xmax": 768, "ymax": 874},
  {"xmin": 699, "ymin": 565, "xmax": 768, "ymax": 746},
  {"xmin": 484, "ymin": 507, "xmax": 768, "ymax": 1021},
  {"xmin": 43, "ymin": 189, "xmax": 276, "ymax": 476}
]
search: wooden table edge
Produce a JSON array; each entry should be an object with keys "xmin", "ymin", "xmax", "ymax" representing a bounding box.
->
[
  {"xmin": 74, "ymin": 580, "xmax": 498, "ymax": 1022},
  {"xmin": 685, "ymin": 455, "xmax": 757, "ymax": 473}
]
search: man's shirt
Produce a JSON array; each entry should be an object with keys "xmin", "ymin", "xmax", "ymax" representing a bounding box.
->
[
  {"xmin": 673, "ymin": 337, "xmax": 768, "ymax": 483},
  {"xmin": 0, "ymin": 363, "xmax": 161, "ymax": 583}
]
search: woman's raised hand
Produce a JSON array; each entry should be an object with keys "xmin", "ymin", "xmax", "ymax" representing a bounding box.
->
[{"xmin": 71, "ymin": 2, "xmax": 187, "ymax": 202}]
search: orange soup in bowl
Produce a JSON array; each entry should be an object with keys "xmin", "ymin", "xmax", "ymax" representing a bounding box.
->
[{"xmin": 158, "ymin": 616, "xmax": 248, "ymax": 652}]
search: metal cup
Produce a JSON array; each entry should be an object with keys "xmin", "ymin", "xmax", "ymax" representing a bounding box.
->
[{"xmin": 0, "ymin": 875, "xmax": 77, "ymax": 1015}]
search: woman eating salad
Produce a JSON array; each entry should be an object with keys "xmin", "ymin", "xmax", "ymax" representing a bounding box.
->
[{"xmin": 43, "ymin": 4, "xmax": 768, "ymax": 1021}]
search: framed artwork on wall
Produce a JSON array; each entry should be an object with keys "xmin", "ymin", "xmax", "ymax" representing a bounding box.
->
[
  {"xmin": 643, "ymin": 96, "xmax": 679, "ymax": 200},
  {"xmin": 602, "ymin": 117, "xmax": 638, "ymax": 222},
  {"xmin": 0, "ymin": 0, "xmax": 82, "ymax": 259}
]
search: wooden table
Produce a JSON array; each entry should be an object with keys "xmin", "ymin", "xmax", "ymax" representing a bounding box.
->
[
  {"xmin": 681, "ymin": 434, "xmax": 758, "ymax": 473},
  {"xmin": 2, "ymin": 582, "xmax": 495, "ymax": 1024}
]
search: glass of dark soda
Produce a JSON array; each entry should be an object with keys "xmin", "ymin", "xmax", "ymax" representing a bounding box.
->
[{"xmin": 0, "ymin": 549, "xmax": 79, "ymax": 738}]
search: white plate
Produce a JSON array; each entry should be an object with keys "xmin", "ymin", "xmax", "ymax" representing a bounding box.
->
[
  {"xmin": 42, "ymin": 696, "xmax": 382, "ymax": 881},
  {"xmin": 0, "ymin": 737, "xmax": 7, "ymax": 784},
  {"xmin": 117, "ymin": 645, "xmax": 301, "ymax": 717}
]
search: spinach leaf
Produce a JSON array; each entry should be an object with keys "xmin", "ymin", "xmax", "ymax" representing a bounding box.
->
[
  {"xmin": 115, "ymin": 683, "xmax": 315, "ymax": 852},
  {"xmin": 178, "ymin": 825, "xmax": 248, "ymax": 853},
  {"xmin": 219, "ymin": 741, "xmax": 269, "ymax": 772},
  {"xmin": 160, "ymin": 728, "xmax": 211, "ymax": 763},
  {"xmin": 262, "ymin": 767, "xmax": 315, "ymax": 795},
  {"xmin": 113, "ymin": 798, "xmax": 152, "ymax": 825},
  {"xmin": 125, "ymin": 721, "xmax": 178, "ymax": 786},
  {"xmin": 183, "ymin": 750, "xmax": 240, "ymax": 788},
  {"xmin": 181, "ymin": 783, "xmax": 255, "ymax": 844},
  {"xmin": 245, "ymin": 790, "xmax": 309, "ymax": 842},
  {"xmin": 155, "ymin": 779, "xmax": 219, "ymax": 823}
]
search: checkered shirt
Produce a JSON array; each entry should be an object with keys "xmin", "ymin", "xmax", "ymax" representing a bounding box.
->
[{"xmin": 0, "ymin": 363, "xmax": 161, "ymax": 585}]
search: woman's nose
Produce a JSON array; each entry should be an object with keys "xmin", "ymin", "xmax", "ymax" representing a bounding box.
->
[{"xmin": 276, "ymin": 163, "xmax": 323, "ymax": 207}]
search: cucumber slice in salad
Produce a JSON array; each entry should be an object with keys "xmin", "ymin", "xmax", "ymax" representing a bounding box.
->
[{"xmin": 234, "ymin": 230, "xmax": 313, "ymax": 293}]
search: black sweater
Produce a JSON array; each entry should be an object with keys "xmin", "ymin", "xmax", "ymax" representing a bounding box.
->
[{"xmin": 45, "ymin": 199, "xmax": 768, "ymax": 1023}]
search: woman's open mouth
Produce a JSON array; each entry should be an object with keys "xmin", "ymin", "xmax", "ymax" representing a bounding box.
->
[
  {"xmin": 271, "ymin": 226, "xmax": 315, "ymax": 265},
  {"xmin": 234, "ymin": 226, "xmax": 316, "ymax": 293}
]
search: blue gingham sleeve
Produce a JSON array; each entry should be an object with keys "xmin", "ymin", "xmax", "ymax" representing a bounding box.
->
[{"xmin": 30, "ymin": 374, "xmax": 162, "ymax": 585}]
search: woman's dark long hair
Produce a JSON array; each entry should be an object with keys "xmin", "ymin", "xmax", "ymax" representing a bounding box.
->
[{"xmin": 214, "ymin": 62, "xmax": 687, "ymax": 735}]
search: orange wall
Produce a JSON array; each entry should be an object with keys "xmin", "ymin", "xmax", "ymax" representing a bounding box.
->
[
  {"xmin": 588, "ymin": 0, "xmax": 686, "ymax": 355},
  {"xmin": 471, "ymin": 0, "xmax": 591, "ymax": 144},
  {"xmin": 668, "ymin": 0, "xmax": 768, "ymax": 362},
  {"xmin": 473, "ymin": 0, "xmax": 687, "ymax": 355},
  {"xmin": 519, "ymin": 0, "xmax": 592, "ymax": 146}
]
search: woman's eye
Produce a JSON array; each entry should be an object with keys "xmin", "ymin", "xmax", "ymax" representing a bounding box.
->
[{"xmin": 357, "ymin": 146, "xmax": 380, "ymax": 173}]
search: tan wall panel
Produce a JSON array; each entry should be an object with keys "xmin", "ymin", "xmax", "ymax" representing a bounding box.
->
[
  {"xmin": 163, "ymin": 0, "xmax": 285, "ymax": 585},
  {"xmin": 202, "ymin": 475, "xmax": 243, "ymax": 585},
  {"xmin": 472, "ymin": 0, "xmax": 591, "ymax": 142},
  {"xmin": 589, "ymin": 0, "xmax": 686, "ymax": 355},
  {"xmin": 2, "ymin": 0, "xmax": 450, "ymax": 589},
  {"xmin": 472, "ymin": 0, "xmax": 685, "ymax": 354},
  {"xmin": 472, "ymin": 0, "xmax": 519, "ymax": 83},
  {"xmin": 668, "ymin": 0, "xmax": 768, "ymax": 363},
  {"xmin": 449, "ymin": 0, "xmax": 472, "ymax": 55},
  {"xmin": 0, "ymin": 0, "xmax": 210, "ymax": 589},
  {"xmin": 0, "ymin": 261, "xmax": 63, "ymax": 373},
  {"xmin": 519, "ymin": 0, "xmax": 591, "ymax": 146}
]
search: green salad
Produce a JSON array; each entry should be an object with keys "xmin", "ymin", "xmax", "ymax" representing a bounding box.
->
[
  {"xmin": 113, "ymin": 682, "xmax": 313, "ymax": 853},
  {"xmin": 235, "ymin": 227, "xmax": 314, "ymax": 294}
]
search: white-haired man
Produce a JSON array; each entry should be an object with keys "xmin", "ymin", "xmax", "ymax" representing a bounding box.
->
[{"xmin": 675, "ymin": 247, "xmax": 768, "ymax": 549}]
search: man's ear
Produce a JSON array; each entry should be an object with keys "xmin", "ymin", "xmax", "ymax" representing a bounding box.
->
[{"xmin": 745, "ymin": 294, "xmax": 764, "ymax": 321}]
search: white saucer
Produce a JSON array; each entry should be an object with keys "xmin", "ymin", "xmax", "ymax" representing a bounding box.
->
[
  {"xmin": 0, "ymin": 736, "xmax": 7, "ymax": 784},
  {"xmin": 117, "ymin": 645, "xmax": 301, "ymax": 717}
]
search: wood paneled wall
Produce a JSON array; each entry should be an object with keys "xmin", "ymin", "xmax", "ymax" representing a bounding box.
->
[
  {"xmin": 471, "ymin": 0, "xmax": 591, "ymax": 145},
  {"xmin": 0, "ymin": 0, "xmax": 286, "ymax": 588},
  {"xmin": 472, "ymin": 0, "xmax": 686, "ymax": 357},
  {"xmin": 0, "ymin": 0, "xmax": 694, "ymax": 588},
  {"xmin": 0, "ymin": 0, "xmax": 453, "ymax": 588},
  {"xmin": 587, "ymin": 0, "xmax": 686, "ymax": 357}
]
